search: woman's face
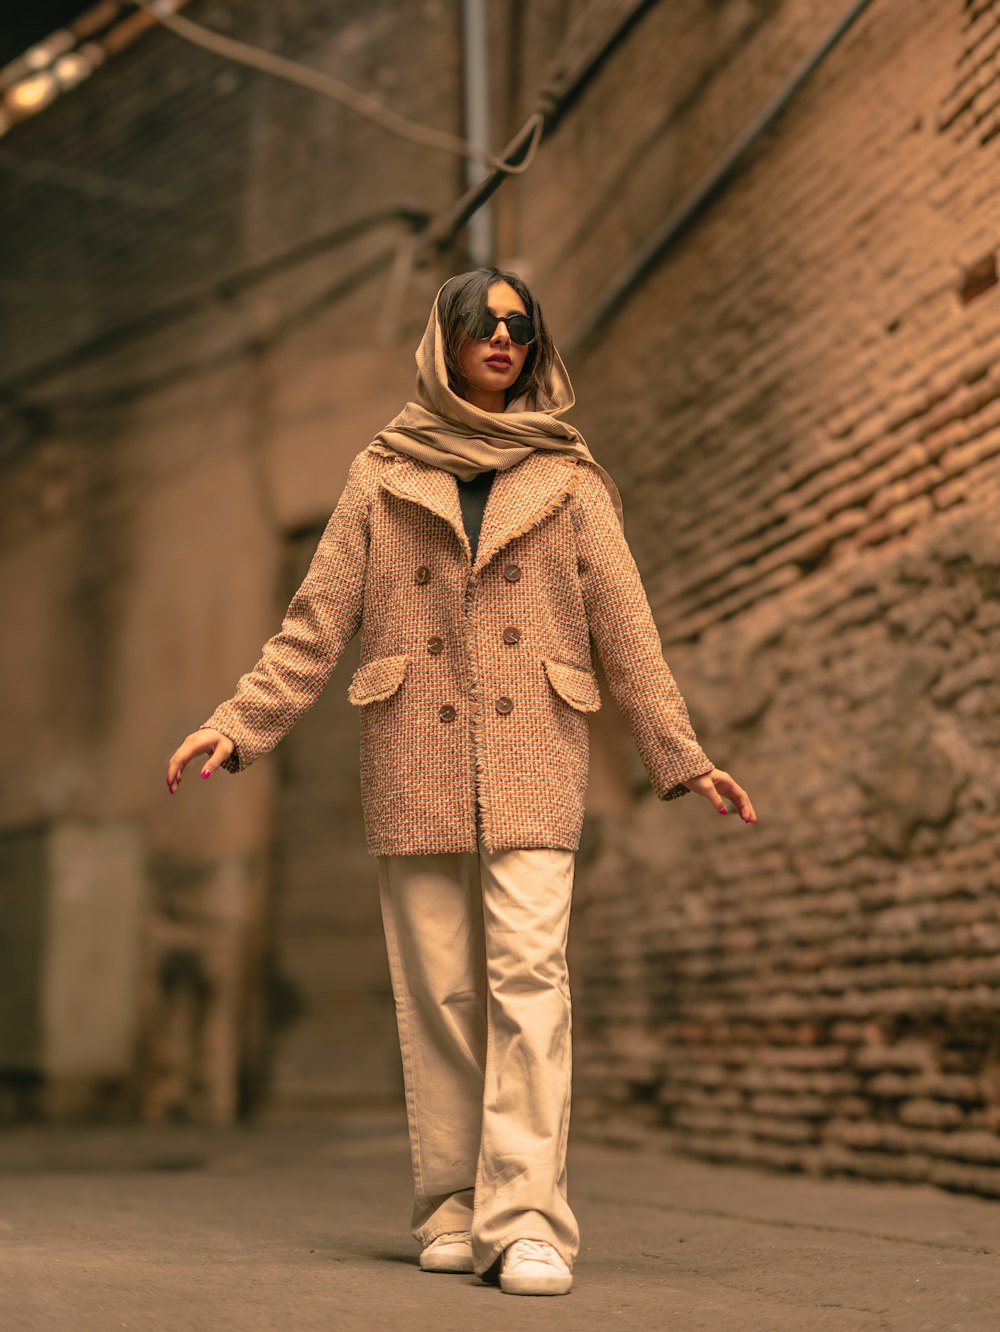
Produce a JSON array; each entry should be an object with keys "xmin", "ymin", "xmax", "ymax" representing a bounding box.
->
[{"xmin": 456, "ymin": 280, "xmax": 530, "ymax": 410}]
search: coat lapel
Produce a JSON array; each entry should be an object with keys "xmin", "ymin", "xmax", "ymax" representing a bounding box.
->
[
  {"xmin": 471, "ymin": 452, "xmax": 579, "ymax": 575},
  {"xmin": 374, "ymin": 447, "xmax": 580, "ymax": 574},
  {"xmin": 377, "ymin": 449, "xmax": 471, "ymax": 560}
]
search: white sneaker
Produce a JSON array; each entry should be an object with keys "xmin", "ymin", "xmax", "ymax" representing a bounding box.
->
[
  {"xmin": 499, "ymin": 1238, "xmax": 573, "ymax": 1295},
  {"xmin": 419, "ymin": 1230, "xmax": 474, "ymax": 1273}
]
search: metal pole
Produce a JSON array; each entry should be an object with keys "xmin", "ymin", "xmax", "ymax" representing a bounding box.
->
[{"xmin": 462, "ymin": 0, "xmax": 493, "ymax": 266}]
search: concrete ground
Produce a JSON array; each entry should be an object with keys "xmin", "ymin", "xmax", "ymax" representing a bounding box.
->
[{"xmin": 1, "ymin": 1113, "xmax": 998, "ymax": 1332}]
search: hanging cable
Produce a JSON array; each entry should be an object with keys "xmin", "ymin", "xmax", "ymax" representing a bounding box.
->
[
  {"xmin": 132, "ymin": 0, "xmax": 544, "ymax": 176},
  {"xmin": 2, "ymin": 0, "xmax": 651, "ymax": 403}
]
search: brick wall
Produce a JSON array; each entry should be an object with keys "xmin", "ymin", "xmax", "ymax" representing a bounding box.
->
[{"xmin": 508, "ymin": 0, "xmax": 1000, "ymax": 1196}]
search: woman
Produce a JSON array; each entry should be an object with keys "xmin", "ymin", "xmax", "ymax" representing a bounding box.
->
[{"xmin": 166, "ymin": 268, "xmax": 757, "ymax": 1297}]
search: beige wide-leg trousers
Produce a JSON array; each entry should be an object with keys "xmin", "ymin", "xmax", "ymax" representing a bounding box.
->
[{"xmin": 376, "ymin": 815, "xmax": 579, "ymax": 1279}]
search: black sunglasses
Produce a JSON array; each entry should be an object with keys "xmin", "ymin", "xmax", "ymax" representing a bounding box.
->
[{"xmin": 463, "ymin": 309, "xmax": 536, "ymax": 346}]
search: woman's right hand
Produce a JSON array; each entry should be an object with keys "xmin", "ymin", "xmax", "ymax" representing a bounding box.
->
[{"xmin": 166, "ymin": 729, "xmax": 235, "ymax": 795}]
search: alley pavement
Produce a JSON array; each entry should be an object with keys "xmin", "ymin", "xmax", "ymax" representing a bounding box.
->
[{"xmin": 1, "ymin": 1112, "xmax": 997, "ymax": 1331}]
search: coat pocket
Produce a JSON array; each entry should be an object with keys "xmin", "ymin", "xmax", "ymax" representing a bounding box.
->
[
  {"xmin": 542, "ymin": 657, "xmax": 602, "ymax": 713},
  {"xmin": 347, "ymin": 652, "xmax": 410, "ymax": 705}
]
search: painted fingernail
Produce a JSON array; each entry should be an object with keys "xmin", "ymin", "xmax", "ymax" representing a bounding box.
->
[
  {"xmin": 201, "ymin": 769, "xmax": 212, "ymax": 779},
  {"xmin": 719, "ymin": 807, "xmax": 727, "ymax": 815}
]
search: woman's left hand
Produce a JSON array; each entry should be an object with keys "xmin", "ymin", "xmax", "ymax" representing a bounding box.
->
[{"xmin": 682, "ymin": 767, "xmax": 757, "ymax": 823}]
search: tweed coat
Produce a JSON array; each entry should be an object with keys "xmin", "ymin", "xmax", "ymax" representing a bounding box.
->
[{"xmin": 200, "ymin": 441, "xmax": 715, "ymax": 856}]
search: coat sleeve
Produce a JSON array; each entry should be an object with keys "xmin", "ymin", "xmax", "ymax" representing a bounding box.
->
[
  {"xmin": 199, "ymin": 451, "xmax": 371, "ymax": 774},
  {"xmin": 571, "ymin": 462, "xmax": 714, "ymax": 801}
]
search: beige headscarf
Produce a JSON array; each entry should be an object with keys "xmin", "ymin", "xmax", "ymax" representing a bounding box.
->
[{"xmin": 372, "ymin": 279, "xmax": 624, "ymax": 529}]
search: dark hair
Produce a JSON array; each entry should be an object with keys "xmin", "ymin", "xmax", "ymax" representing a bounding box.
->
[{"xmin": 436, "ymin": 267, "xmax": 557, "ymax": 408}]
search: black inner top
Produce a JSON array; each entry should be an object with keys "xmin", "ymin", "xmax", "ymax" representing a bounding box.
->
[{"xmin": 456, "ymin": 468, "xmax": 497, "ymax": 562}]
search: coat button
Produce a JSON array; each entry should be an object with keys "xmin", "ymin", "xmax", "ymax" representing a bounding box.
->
[
  {"xmin": 495, "ymin": 696, "xmax": 514, "ymax": 714},
  {"xmin": 503, "ymin": 563, "xmax": 521, "ymax": 582},
  {"xmin": 415, "ymin": 565, "xmax": 431, "ymax": 584},
  {"xmin": 438, "ymin": 703, "xmax": 456, "ymax": 722},
  {"xmin": 427, "ymin": 635, "xmax": 444, "ymax": 655},
  {"xmin": 502, "ymin": 626, "xmax": 521, "ymax": 644}
]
